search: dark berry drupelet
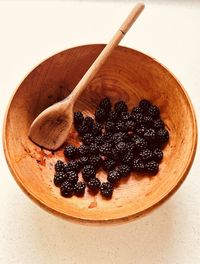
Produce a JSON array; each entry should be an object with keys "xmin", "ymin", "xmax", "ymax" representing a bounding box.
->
[
  {"xmin": 82, "ymin": 133, "xmax": 94, "ymax": 145},
  {"xmin": 79, "ymin": 156, "xmax": 89, "ymax": 167},
  {"xmin": 54, "ymin": 171, "xmax": 67, "ymax": 187},
  {"xmin": 84, "ymin": 116, "xmax": 94, "ymax": 129},
  {"xmin": 99, "ymin": 97, "xmax": 112, "ymax": 112},
  {"xmin": 139, "ymin": 99, "xmax": 151, "ymax": 110},
  {"xmin": 132, "ymin": 113, "xmax": 143, "ymax": 125},
  {"xmin": 116, "ymin": 121, "xmax": 127, "ymax": 132},
  {"xmin": 135, "ymin": 125, "xmax": 146, "ymax": 137},
  {"xmin": 87, "ymin": 177, "xmax": 101, "ymax": 192},
  {"xmin": 118, "ymin": 164, "xmax": 131, "ymax": 177},
  {"xmin": 131, "ymin": 135, "xmax": 147, "ymax": 151},
  {"xmin": 121, "ymin": 111, "xmax": 131, "ymax": 121},
  {"xmin": 107, "ymin": 170, "xmax": 121, "ymax": 184},
  {"xmin": 65, "ymin": 160, "xmax": 81, "ymax": 173},
  {"xmin": 77, "ymin": 123, "xmax": 90, "ymax": 135},
  {"xmin": 153, "ymin": 148, "xmax": 163, "ymax": 162},
  {"xmin": 154, "ymin": 119, "xmax": 164, "ymax": 130},
  {"xmin": 144, "ymin": 128, "xmax": 156, "ymax": 143},
  {"xmin": 126, "ymin": 120, "xmax": 135, "ymax": 131},
  {"xmin": 112, "ymin": 132, "xmax": 129, "ymax": 144},
  {"xmin": 148, "ymin": 105, "xmax": 160, "ymax": 119},
  {"xmin": 60, "ymin": 181, "xmax": 74, "ymax": 197},
  {"xmin": 95, "ymin": 107, "xmax": 107, "ymax": 123},
  {"xmin": 114, "ymin": 100, "xmax": 128, "ymax": 114},
  {"xmin": 55, "ymin": 160, "xmax": 65, "ymax": 172},
  {"xmin": 78, "ymin": 144, "xmax": 90, "ymax": 157},
  {"xmin": 102, "ymin": 159, "xmax": 116, "ymax": 171},
  {"xmin": 99, "ymin": 143, "xmax": 112, "ymax": 157},
  {"xmin": 82, "ymin": 165, "xmax": 96, "ymax": 182},
  {"xmin": 92, "ymin": 123, "xmax": 103, "ymax": 136},
  {"xmin": 143, "ymin": 116, "xmax": 154, "ymax": 128},
  {"xmin": 89, "ymin": 155, "xmax": 102, "ymax": 168},
  {"xmin": 89, "ymin": 143, "xmax": 99, "ymax": 155},
  {"xmin": 107, "ymin": 110, "xmax": 118, "ymax": 123},
  {"xmin": 74, "ymin": 111, "xmax": 84, "ymax": 128},
  {"xmin": 64, "ymin": 145, "xmax": 77, "ymax": 159},
  {"xmin": 100, "ymin": 182, "xmax": 113, "ymax": 198},
  {"xmin": 145, "ymin": 161, "xmax": 159, "ymax": 174},
  {"xmin": 132, "ymin": 158, "xmax": 145, "ymax": 172},
  {"xmin": 121, "ymin": 151, "xmax": 134, "ymax": 165},
  {"xmin": 115, "ymin": 142, "xmax": 128, "ymax": 155},
  {"xmin": 66, "ymin": 171, "xmax": 78, "ymax": 184},
  {"xmin": 95, "ymin": 135, "xmax": 104, "ymax": 146},
  {"xmin": 105, "ymin": 121, "xmax": 116, "ymax": 133},
  {"xmin": 74, "ymin": 182, "xmax": 86, "ymax": 196},
  {"xmin": 131, "ymin": 106, "xmax": 143, "ymax": 115},
  {"xmin": 139, "ymin": 149, "xmax": 153, "ymax": 162},
  {"xmin": 157, "ymin": 128, "xmax": 169, "ymax": 144}
]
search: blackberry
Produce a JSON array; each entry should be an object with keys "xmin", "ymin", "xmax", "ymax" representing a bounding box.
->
[
  {"xmin": 103, "ymin": 132, "xmax": 113, "ymax": 143},
  {"xmin": 100, "ymin": 182, "xmax": 113, "ymax": 198},
  {"xmin": 126, "ymin": 120, "xmax": 135, "ymax": 131},
  {"xmin": 82, "ymin": 165, "xmax": 96, "ymax": 182},
  {"xmin": 89, "ymin": 155, "xmax": 102, "ymax": 168},
  {"xmin": 157, "ymin": 128, "xmax": 169, "ymax": 144},
  {"xmin": 84, "ymin": 116, "xmax": 94, "ymax": 130},
  {"xmin": 54, "ymin": 171, "xmax": 67, "ymax": 187},
  {"xmin": 144, "ymin": 128, "xmax": 156, "ymax": 143},
  {"xmin": 82, "ymin": 133, "xmax": 94, "ymax": 145},
  {"xmin": 143, "ymin": 116, "xmax": 154, "ymax": 128},
  {"xmin": 105, "ymin": 121, "xmax": 115, "ymax": 132},
  {"xmin": 99, "ymin": 143, "xmax": 112, "ymax": 156},
  {"xmin": 121, "ymin": 111, "xmax": 131, "ymax": 121},
  {"xmin": 89, "ymin": 143, "xmax": 99, "ymax": 155},
  {"xmin": 112, "ymin": 132, "xmax": 129, "ymax": 144},
  {"xmin": 153, "ymin": 148, "xmax": 163, "ymax": 162},
  {"xmin": 107, "ymin": 170, "xmax": 121, "ymax": 184},
  {"xmin": 132, "ymin": 113, "xmax": 143, "ymax": 125},
  {"xmin": 154, "ymin": 119, "xmax": 164, "ymax": 130},
  {"xmin": 74, "ymin": 111, "xmax": 84, "ymax": 128},
  {"xmin": 114, "ymin": 100, "xmax": 128, "ymax": 114},
  {"xmin": 131, "ymin": 106, "xmax": 143, "ymax": 115},
  {"xmin": 66, "ymin": 171, "xmax": 78, "ymax": 184},
  {"xmin": 132, "ymin": 135, "xmax": 147, "ymax": 151},
  {"xmin": 115, "ymin": 142, "xmax": 127, "ymax": 155},
  {"xmin": 121, "ymin": 151, "xmax": 134, "ymax": 165},
  {"xmin": 87, "ymin": 177, "xmax": 101, "ymax": 192},
  {"xmin": 64, "ymin": 145, "xmax": 77, "ymax": 159},
  {"xmin": 74, "ymin": 182, "xmax": 86, "ymax": 196},
  {"xmin": 132, "ymin": 158, "xmax": 145, "ymax": 172},
  {"xmin": 145, "ymin": 161, "xmax": 159, "ymax": 174},
  {"xmin": 79, "ymin": 156, "xmax": 89, "ymax": 166},
  {"xmin": 107, "ymin": 110, "xmax": 118, "ymax": 122},
  {"xmin": 148, "ymin": 105, "xmax": 160, "ymax": 119},
  {"xmin": 99, "ymin": 97, "xmax": 112, "ymax": 112},
  {"xmin": 139, "ymin": 99, "xmax": 151, "ymax": 110},
  {"xmin": 139, "ymin": 149, "xmax": 153, "ymax": 162},
  {"xmin": 65, "ymin": 160, "xmax": 81, "ymax": 173},
  {"xmin": 118, "ymin": 164, "xmax": 131, "ymax": 177},
  {"xmin": 77, "ymin": 123, "xmax": 90, "ymax": 135},
  {"xmin": 135, "ymin": 125, "xmax": 146, "ymax": 137},
  {"xmin": 55, "ymin": 160, "xmax": 65, "ymax": 172},
  {"xmin": 95, "ymin": 135, "xmax": 104, "ymax": 146},
  {"xmin": 92, "ymin": 122, "xmax": 103, "ymax": 136},
  {"xmin": 116, "ymin": 121, "xmax": 127, "ymax": 132},
  {"xmin": 102, "ymin": 159, "xmax": 116, "ymax": 171},
  {"xmin": 60, "ymin": 181, "xmax": 74, "ymax": 197},
  {"xmin": 78, "ymin": 144, "xmax": 90, "ymax": 156},
  {"xmin": 95, "ymin": 107, "xmax": 107, "ymax": 123}
]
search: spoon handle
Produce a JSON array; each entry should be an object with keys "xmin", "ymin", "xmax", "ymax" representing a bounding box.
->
[{"xmin": 67, "ymin": 2, "xmax": 145, "ymax": 103}]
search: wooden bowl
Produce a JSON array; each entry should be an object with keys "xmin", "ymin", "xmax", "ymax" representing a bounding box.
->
[{"xmin": 3, "ymin": 45, "xmax": 197, "ymax": 224}]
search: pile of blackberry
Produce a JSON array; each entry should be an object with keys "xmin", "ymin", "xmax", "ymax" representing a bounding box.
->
[{"xmin": 54, "ymin": 98, "xmax": 169, "ymax": 199}]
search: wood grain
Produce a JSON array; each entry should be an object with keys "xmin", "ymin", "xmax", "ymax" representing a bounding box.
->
[{"xmin": 3, "ymin": 45, "xmax": 197, "ymax": 224}]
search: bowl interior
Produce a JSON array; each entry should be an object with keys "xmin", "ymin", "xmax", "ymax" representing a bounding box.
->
[{"xmin": 4, "ymin": 45, "xmax": 197, "ymax": 223}]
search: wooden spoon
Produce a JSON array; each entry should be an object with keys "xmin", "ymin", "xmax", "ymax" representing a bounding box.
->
[{"xmin": 29, "ymin": 3, "xmax": 145, "ymax": 150}]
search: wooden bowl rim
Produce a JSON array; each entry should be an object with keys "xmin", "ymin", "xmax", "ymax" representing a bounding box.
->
[{"xmin": 3, "ymin": 44, "xmax": 198, "ymax": 225}]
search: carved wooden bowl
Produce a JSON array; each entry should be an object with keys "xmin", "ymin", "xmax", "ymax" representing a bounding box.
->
[{"xmin": 3, "ymin": 45, "xmax": 197, "ymax": 224}]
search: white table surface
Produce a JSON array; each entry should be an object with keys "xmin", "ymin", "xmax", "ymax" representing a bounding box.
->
[{"xmin": 0, "ymin": 1, "xmax": 200, "ymax": 263}]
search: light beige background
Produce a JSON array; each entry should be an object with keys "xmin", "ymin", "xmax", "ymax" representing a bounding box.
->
[{"xmin": 0, "ymin": 1, "xmax": 200, "ymax": 263}]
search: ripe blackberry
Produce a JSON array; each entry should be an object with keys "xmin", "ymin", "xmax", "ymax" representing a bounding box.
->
[
  {"xmin": 118, "ymin": 164, "xmax": 131, "ymax": 177},
  {"xmin": 132, "ymin": 158, "xmax": 145, "ymax": 172},
  {"xmin": 99, "ymin": 143, "xmax": 112, "ymax": 156},
  {"xmin": 54, "ymin": 171, "xmax": 67, "ymax": 187},
  {"xmin": 107, "ymin": 170, "xmax": 121, "ymax": 184},
  {"xmin": 102, "ymin": 159, "xmax": 116, "ymax": 171},
  {"xmin": 77, "ymin": 123, "xmax": 90, "ymax": 135},
  {"xmin": 99, "ymin": 97, "xmax": 112, "ymax": 112},
  {"xmin": 82, "ymin": 133, "xmax": 94, "ymax": 145},
  {"xmin": 55, "ymin": 160, "xmax": 65, "ymax": 172},
  {"xmin": 65, "ymin": 160, "xmax": 81, "ymax": 173},
  {"xmin": 100, "ymin": 182, "xmax": 113, "ymax": 198},
  {"xmin": 84, "ymin": 116, "xmax": 94, "ymax": 130},
  {"xmin": 82, "ymin": 165, "xmax": 96, "ymax": 182},
  {"xmin": 112, "ymin": 132, "xmax": 129, "ymax": 144},
  {"xmin": 95, "ymin": 135, "xmax": 104, "ymax": 146},
  {"xmin": 103, "ymin": 132, "xmax": 113, "ymax": 143},
  {"xmin": 148, "ymin": 105, "xmax": 160, "ymax": 119},
  {"xmin": 74, "ymin": 111, "xmax": 84, "ymax": 127},
  {"xmin": 114, "ymin": 100, "xmax": 128, "ymax": 114},
  {"xmin": 105, "ymin": 121, "xmax": 115, "ymax": 132},
  {"xmin": 107, "ymin": 110, "xmax": 118, "ymax": 122},
  {"xmin": 135, "ymin": 125, "xmax": 146, "ymax": 137},
  {"xmin": 74, "ymin": 182, "xmax": 86, "ymax": 196},
  {"xmin": 92, "ymin": 122, "xmax": 103, "ymax": 136},
  {"xmin": 154, "ymin": 119, "xmax": 164, "ymax": 130},
  {"xmin": 121, "ymin": 111, "xmax": 131, "ymax": 121},
  {"xmin": 145, "ymin": 161, "xmax": 159, "ymax": 174},
  {"xmin": 143, "ymin": 116, "xmax": 154, "ymax": 128},
  {"xmin": 87, "ymin": 177, "xmax": 101, "ymax": 192},
  {"xmin": 79, "ymin": 156, "xmax": 89, "ymax": 166},
  {"xmin": 144, "ymin": 128, "xmax": 156, "ymax": 143},
  {"xmin": 116, "ymin": 121, "xmax": 127, "ymax": 132},
  {"xmin": 131, "ymin": 106, "xmax": 143, "ymax": 115},
  {"xmin": 89, "ymin": 155, "xmax": 102, "ymax": 168},
  {"xmin": 132, "ymin": 135, "xmax": 147, "ymax": 151},
  {"xmin": 78, "ymin": 144, "xmax": 90, "ymax": 157},
  {"xmin": 89, "ymin": 143, "xmax": 99, "ymax": 155},
  {"xmin": 153, "ymin": 148, "xmax": 163, "ymax": 162},
  {"xmin": 115, "ymin": 142, "xmax": 127, "ymax": 155},
  {"xmin": 139, "ymin": 99, "xmax": 151, "ymax": 110},
  {"xmin": 60, "ymin": 181, "xmax": 74, "ymax": 197},
  {"xmin": 126, "ymin": 120, "xmax": 135, "ymax": 131},
  {"xmin": 66, "ymin": 171, "xmax": 78, "ymax": 184},
  {"xmin": 139, "ymin": 149, "xmax": 153, "ymax": 162},
  {"xmin": 157, "ymin": 128, "xmax": 169, "ymax": 144},
  {"xmin": 64, "ymin": 145, "xmax": 77, "ymax": 159},
  {"xmin": 95, "ymin": 107, "xmax": 107, "ymax": 123},
  {"xmin": 132, "ymin": 113, "xmax": 143, "ymax": 125},
  {"xmin": 121, "ymin": 151, "xmax": 134, "ymax": 165}
]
